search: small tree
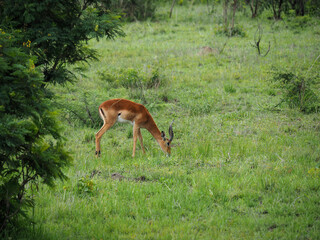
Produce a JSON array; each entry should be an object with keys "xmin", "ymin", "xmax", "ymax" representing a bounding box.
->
[
  {"xmin": 271, "ymin": 65, "xmax": 320, "ymax": 113},
  {"xmin": 221, "ymin": 0, "xmax": 244, "ymax": 37},
  {"xmin": 0, "ymin": 0, "xmax": 124, "ymax": 234},
  {"xmin": 251, "ymin": 25, "xmax": 271, "ymax": 56},
  {"xmin": 245, "ymin": 0, "xmax": 261, "ymax": 18},
  {"xmin": 266, "ymin": 0, "xmax": 285, "ymax": 20},
  {"xmin": 0, "ymin": 31, "xmax": 72, "ymax": 232},
  {"xmin": 0, "ymin": 0, "xmax": 124, "ymax": 85}
]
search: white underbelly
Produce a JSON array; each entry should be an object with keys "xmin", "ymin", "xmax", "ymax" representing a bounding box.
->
[{"xmin": 117, "ymin": 115, "xmax": 134, "ymax": 125}]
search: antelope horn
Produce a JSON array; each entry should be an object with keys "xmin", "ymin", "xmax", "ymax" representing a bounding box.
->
[{"xmin": 169, "ymin": 120, "xmax": 174, "ymax": 142}]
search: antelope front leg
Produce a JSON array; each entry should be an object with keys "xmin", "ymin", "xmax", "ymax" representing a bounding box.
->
[
  {"xmin": 132, "ymin": 124, "xmax": 139, "ymax": 157},
  {"xmin": 95, "ymin": 122, "xmax": 114, "ymax": 157},
  {"xmin": 137, "ymin": 128, "xmax": 146, "ymax": 154}
]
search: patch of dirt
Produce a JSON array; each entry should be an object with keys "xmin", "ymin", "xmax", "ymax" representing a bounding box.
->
[
  {"xmin": 111, "ymin": 172, "xmax": 126, "ymax": 181},
  {"xmin": 90, "ymin": 169, "xmax": 102, "ymax": 178},
  {"xmin": 268, "ymin": 224, "xmax": 277, "ymax": 231},
  {"xmin": 110, "ymin": 172, "xmax": 148, "ymax": 182},
  {"xmin": 135, "ymin": 175, "xmax": 147, "ymax": 182}
]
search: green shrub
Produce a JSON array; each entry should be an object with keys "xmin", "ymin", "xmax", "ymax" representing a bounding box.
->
[
  {"xmin": 147, "ymin": 68, "xmax": 163, "ymax": 89},
  {"xmin": 0, "ymin": 31, "xmax": 71, "ymax": 233},
  {"xmin": 0, "ymin": 0, "xmax": 124, "ymax": 85},
  {"xmin": 122, "ymin": 68, "xmax": 143, "ymax": 88},
  {"xmin": 215, "ymin": 24, "xmax": 246, "ymax": 37},
  {"xmin": 54, "ymin": 90, "xmax": 104, "ymax": 128},
  {"xmin": 99, "ymin": 67, "xmax": 166, "ymax": 89},
  {"xmin": 76, "ymin": 176, "xmax": 96, "ymax": 196},
  {"xmin": 270, "ymin": 67, "xmax": 320, "ymax": 113},
  {"xmin": 286, "ymin": 12, "xmax": 312, "ymax": 31}
]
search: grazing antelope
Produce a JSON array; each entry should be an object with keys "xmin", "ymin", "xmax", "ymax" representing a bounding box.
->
[{"xmin": 95, "ymin": 99, "xmax": 174, "ymax": 157}]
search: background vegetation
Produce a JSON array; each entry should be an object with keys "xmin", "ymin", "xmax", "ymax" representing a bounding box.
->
[{"xmin": 1, "ymin": 0, "xmax": 320, "ymax": 239}]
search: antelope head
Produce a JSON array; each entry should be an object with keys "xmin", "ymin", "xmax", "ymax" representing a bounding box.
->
[{"xmin": 161, "ymin": 120, "xmax": 174, "ymax": 156}]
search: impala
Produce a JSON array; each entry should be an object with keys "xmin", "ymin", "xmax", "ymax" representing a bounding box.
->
[{"xmin": 95, "ymin": 99, "xmax": 174, "ymax": 157}]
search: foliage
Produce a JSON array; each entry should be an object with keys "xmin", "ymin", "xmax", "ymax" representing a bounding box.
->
[
  {"xmin": 2, "ymin": 3, "xmax": 320, "ymax": 239},
  {"xmin": 284, "ymin": 10, "xmax": 312, "ymax": 30},
  {"xmin": 0, "ymin": 0, "xmax": 124, "ymax": 234},
  {"xmin": 288, "ymin": 0, "xmax": 320, "ymax": 16},
  {"xmin": 264, "ymin": 0, "xmax": 286, "ymax": 20},
  {"xmin": 221, "ymin": 0, "xmax": 246, "ymax": 37},
  {"xmin": 54, "ymin": 67, "xmax": 167, "ymax": 128},
  {"xmin": 244, "ymin": 0, "xmax": 264, "ymax": 18},
  {"xmin": 263, "ymin": 0, "xmax": 320, "ymax": 19},
  {"xmin": 0, "ymin": 0, "xmax": 124, "ymax": 85},
  {"xmin": 54, "ymin": 90, "xmax": 103, "ymax": 128},
  {"xmin": 0, "ymin": 31, "xmax": 72, "ymax": 233},
  {"xmin": 99, "ymin": 68, "xmax": 166, "ymax": 89},
  {"xmin": 270, "ymin": 66, "xmax": 320, "ymax": 113},
  {"xmin": 99, "ymin": 0, "xmax": 157, "ymax": 21},
  {"xmin": 305, "ymin": 0, "xmax": 320, "ymax": 16},
  {"xmin": 76, "ymin": 176, "xmax": 96, "ymax": 196}
]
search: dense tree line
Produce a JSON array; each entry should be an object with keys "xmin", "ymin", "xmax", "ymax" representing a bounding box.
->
[{"xmin": 221, "ymin": 0, "xmax": 319, "ymax": 20}]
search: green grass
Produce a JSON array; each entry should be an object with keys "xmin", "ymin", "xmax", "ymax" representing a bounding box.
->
[{"xmin": 16, "ymin": 4, "xmax": 320, "ymax": 240}]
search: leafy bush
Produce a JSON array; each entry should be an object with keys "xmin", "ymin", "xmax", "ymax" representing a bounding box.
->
[
  {"xmin": 0, "ymin": 31, "xmax": 71, "ymax": 233},
  {"xmin": 0, "ymin": 0, "xmax": 124, "ymax": 85},
  {"xmin": 215, "ymin": 25, "xmax": 246, "ymax": 37},
  {"xmin": 99, "ymin": 68, "xmax": 166, "ymax": 89},
  {"xmin": 76, "ymin": 176, "xmax": 96, "ymax": 196},
  {"xmin": 54, "ymin": 90, "xmax": 104, "ymax": 128},
  {"xmin": 0, "ymin": 0, "xmax": 124, "ymax": 233},
  {"xmin": 285, "ymin": 10, "xmax": 312, "ymax": 30},
  {"xmin": 121, "ymin": 68, "xmax": 143, "ymax": 88},
  {"xmin": 270, "ymin": 67, "xmax": 320, "ymax": 113}
]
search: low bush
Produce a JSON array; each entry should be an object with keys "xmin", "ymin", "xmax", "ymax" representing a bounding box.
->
[
  {"xmin": 76, "ymin": 176, "xmax": 96, "ymax": 196},
  {"xmin": 270, "ymin": 66, "xmax": 320, "ymax": 113},
  {"xmin": 215, "ymin": 24, "xmax": 246, "ymax": 37},
  {"xmin": 99, "ymin": 67, "xmax": 166, "ymax": 89},
  {"xmin": 285, "ymin": 10, "xmax": 312, "ymax": 31}
]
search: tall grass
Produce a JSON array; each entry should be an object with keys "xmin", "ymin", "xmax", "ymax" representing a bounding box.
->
[{"xmin": 12, "ymin": 3, "xmax": 320, "ymax": 240}]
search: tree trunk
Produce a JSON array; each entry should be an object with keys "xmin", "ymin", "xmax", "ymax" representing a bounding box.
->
[
  {"xmin": 271, "ymin": 0, "xmax": 283, "ymax": 20},
  {"xmin": 253, "ymin": 0, "xmax": 259, "ymax": 18},
  {"xmin": 288, "ymin": 0, "xmax": 296, "ymax": 9},
  {"xmin": 277, "ymin": 0, "xmax": 283, "ymax": 19},
  {"xmin": 296, "ymin": 0, "xmax": 305, "ymax": 16},
  {"xmin": 231, "ymin": 0, "xmax": 238, "ymax": 35},
  {"xmin": 169, "ymin": 0, "xmax": 177, "ymax": 18},
  {"xmin": 247, "ymin": 0, "xmax": 259, "ymax": 18},
  {"xmin": 223, "ymin": 0, "xmax": 229, "ymax": 28}
]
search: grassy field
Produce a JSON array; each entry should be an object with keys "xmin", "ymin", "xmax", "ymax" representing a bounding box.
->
[{"xmin": 19, "ymin": 4, "xmax": 320, "ymax": 239}]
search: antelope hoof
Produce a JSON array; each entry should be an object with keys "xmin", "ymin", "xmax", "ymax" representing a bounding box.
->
[{"xmin": 95, "ymin": 150, "xmax": 101, "ymax": 157}]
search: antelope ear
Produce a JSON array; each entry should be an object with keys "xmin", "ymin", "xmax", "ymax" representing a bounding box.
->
[{"xmin": 161, "ymin": 131, "xmax": 166, "ymax": 140}]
